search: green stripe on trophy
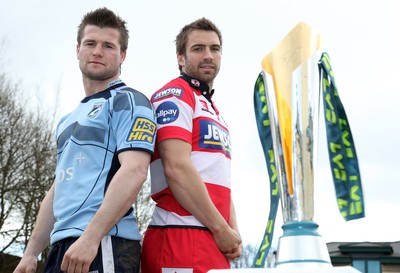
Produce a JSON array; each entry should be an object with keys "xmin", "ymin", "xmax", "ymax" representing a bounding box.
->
[
  {"xmin": 319, "ymin": 52, "xmax": 365, "ymax": 221},
  {"xmin": 252, "ymin": 72, "xmax": 280, "ymax": 268}
]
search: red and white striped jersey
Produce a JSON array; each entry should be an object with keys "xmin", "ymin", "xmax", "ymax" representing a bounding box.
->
[{"xmin": 149, "ymin": 73, "xmax": 232, "ymax": 228}]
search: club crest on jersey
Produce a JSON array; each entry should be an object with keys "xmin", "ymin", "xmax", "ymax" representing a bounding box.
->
[
  {"xmin": 88, "ymin": 103, "xmax": 103, "ymax": 118},
  {"xmin": 200, "ymin": 100, "xmax": 209, "ymax": 111},
  {"xmin": 156, "ymin": 101, "xmax": 179, "ymax": 124},
  {"xmin": 152, "ymin": 87, "xmax": 183, "ymax": 101},
  {"xmin": 191, "ymin": 79, "xmax": 200, "ymax": 87},
  {"xmin": 199, "ymin": 120, "xmax": 231, "ymax": 157},
  {"xmin": 127, "ymin": 117, "xmax": 156, "ymax": 144}
]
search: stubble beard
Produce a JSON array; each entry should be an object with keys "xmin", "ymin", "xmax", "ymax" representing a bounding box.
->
[
  {"xmin": 80, "ymin": 63, "xmax": 119, "ymax": 82},
  {"xmin": 185, "ymin": 64, "xmax": 219, "ymax": 86}
]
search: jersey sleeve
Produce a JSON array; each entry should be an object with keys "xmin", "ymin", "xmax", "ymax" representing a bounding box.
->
[
  {"xmin": 151, "ymin": 81, "xmax": 195, "ymax": 144},
  {"xmin": 112, "ymin": 89, "xmax": 156, "ymax": 154}
]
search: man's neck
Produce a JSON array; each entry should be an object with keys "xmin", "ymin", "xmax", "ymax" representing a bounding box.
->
[
  {"xmin": 180, "ymin": 72, "xmax": 213, "ymax": 92},
  {"xmin": 82, "ymin": 76, "xmax": 120, "ymax": 97}
]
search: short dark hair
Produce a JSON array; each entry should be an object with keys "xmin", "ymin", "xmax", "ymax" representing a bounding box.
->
[
  {"xmin": 77, "ymin": 7, "xmax": 129, "ymax": 52},
  {"xmin": 175, "ymin": 17, "xmax": 222, "ymax": 55}
]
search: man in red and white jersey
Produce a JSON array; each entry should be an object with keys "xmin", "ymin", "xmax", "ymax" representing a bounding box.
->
[{"xmin": 141, "ymin": 17, "xmax": 242, "ymax": 273}]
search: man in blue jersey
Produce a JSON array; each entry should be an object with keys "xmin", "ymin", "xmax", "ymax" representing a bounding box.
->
[{"xmin": 13, "ymin": 7, "xmax": 155, "ymax": 273}]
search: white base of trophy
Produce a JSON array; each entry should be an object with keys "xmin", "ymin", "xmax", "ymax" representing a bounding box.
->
[
  {"xmin": 275, "ymin": 221, "xmax": 331, "ymax": 268},
  {"xmin": 208, "ymin": 266, "xmax": 361, "ymax": 273},
  {"xmin": 209, "ymin": 221, "xmax": 364, "ymax": 273}
]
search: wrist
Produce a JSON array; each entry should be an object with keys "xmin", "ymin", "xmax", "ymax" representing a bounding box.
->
[
  {"xmin": 81, "ymin": 227, "xmax": 104, "ymax": 244},
  {"xmin": 209, "ymin": 220, "xmax": 230, "ymax": 235}
]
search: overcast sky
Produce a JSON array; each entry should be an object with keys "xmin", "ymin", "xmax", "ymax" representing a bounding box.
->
[{"xmin": 1, "ymin": 0, "xmax": 399, "ymax": 249}]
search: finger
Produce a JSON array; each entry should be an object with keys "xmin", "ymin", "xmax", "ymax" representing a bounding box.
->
[
  {"xmin": 67, "ymin": 262, "xmax": 77, "ymax": 273},
  {"xmin": 82, "ymin": 262, "xmax": 91, "ymax": 273},
  {"xmin": 60, "ymin": 256, "xmax": 69, "ymax": 271},
  {"xmin": 76, "ymin": 262, "xmax": 86, "ymax": 273},
  {"xmin": 224, "ymin": 250, "xmax": 241, "ymax": 260}
]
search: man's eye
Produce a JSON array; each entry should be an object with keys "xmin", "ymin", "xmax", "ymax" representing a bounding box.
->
[{"xmin": 105, "ymin": 44, "xmax": 114, "ymax": 49}]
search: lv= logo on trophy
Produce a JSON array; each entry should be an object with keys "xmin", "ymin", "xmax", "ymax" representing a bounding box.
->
[{"xmin": 252, "ymin": 22, "xmax": 365, "ymax": 272}]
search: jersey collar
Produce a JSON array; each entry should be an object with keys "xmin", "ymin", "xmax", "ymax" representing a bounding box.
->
[
  {"xmin": 81, "ymin": 79, "xmax": 126, "ymax": 102},
  {"xmin": 179, "ymin": 73, "xmax": 215, "ymax": 101}
]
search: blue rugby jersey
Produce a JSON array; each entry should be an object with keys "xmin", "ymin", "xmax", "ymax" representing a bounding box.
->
[{"xmin": 51, "ymin": 79, "xmax": 156, "ymax": 244}]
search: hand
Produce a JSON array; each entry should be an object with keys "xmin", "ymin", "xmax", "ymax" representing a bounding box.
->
[
  {"xmin": 60, "ymin": 236, "xmax": 99, "ymax": 273},
  {"xmin": 13, "ymin": 254, "xmax": 37, "ymax": 273},
  {"xmin": 223, "ymin": 242, "xmax": 242, "ymax": 260},
  {"xmin": 213, "ymin": 226, "xmax": 242, "ymax": 259}
]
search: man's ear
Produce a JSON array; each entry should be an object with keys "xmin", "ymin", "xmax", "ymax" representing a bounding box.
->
[
  {"xmin": 120, "ymin": 50, "xmax": 127, "ymax": 65},
  {"xmin": 177, "ymin": 53, "xmax": 185, "ymax": 68}
]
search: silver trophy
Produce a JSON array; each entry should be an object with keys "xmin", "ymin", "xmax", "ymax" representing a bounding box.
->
[
  {"xmin": 262, "ymin": 52, "xmax": 331, "ymax": 268},
  {"xmin": 258, "ymin": 22, "xmax": 360, "ymax": 271}
]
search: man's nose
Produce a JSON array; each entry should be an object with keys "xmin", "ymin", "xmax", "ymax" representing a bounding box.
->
[
  {"xmin": 203, "ymin": 48, "xmax": 214, "ymax": 60},
  {"xmin": 92, "ymin": 44, "xmax": 104, "ymax": 56}
]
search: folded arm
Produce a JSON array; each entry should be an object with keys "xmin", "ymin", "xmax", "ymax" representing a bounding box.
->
[{"xmin": 158, "ymin": 138, "xmax": 241, "ymax": 257}]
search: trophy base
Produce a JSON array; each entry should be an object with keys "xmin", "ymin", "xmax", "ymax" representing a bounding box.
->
[
  {"xmin": 208, "ymin": 266, "xmax": 361, "ymax": 273},
  {"xmin": 208, "ymin": 222, "xmax": 361, "ymax": 273},
  {"xmin": 275, "ymin": 221, "xmax": 331, "ymax": 268}
]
